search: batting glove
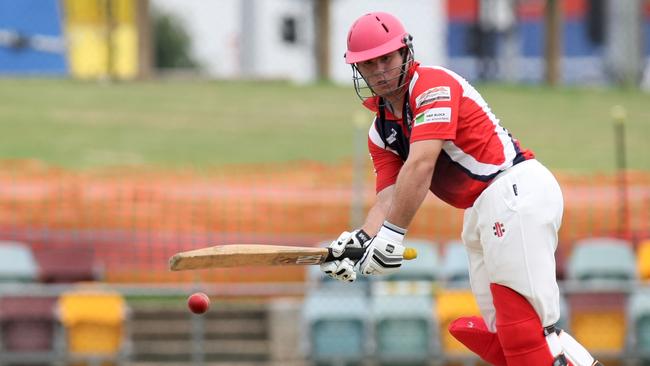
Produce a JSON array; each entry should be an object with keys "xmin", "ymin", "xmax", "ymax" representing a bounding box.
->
[
  {"xmin": 320, "ymin": 229, "xmax": 371, "ymax": 282},
  {"xmin": 358, "ymin": 221, "xmax": 406, "ymax": 276},
  {"xmin": 328, "ymin": 229, "xmax": 371, "ymax": 258},
  {"xmin": 320, "ymin": 257, "xmax": 357, "ymax": 282}
]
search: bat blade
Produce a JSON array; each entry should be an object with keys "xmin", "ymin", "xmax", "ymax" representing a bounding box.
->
[
  {"xmin": 169, "ymin": 244, "xmax": 418, "ymax": 271},
  {"xmin": 169, "ymin": 244, "xmax": 329, "ymax": 271}
]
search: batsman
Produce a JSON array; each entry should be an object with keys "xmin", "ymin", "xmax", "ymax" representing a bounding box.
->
[{"xmin": 320, "ymin": 11, "xmax": 603, "ymax": 366}]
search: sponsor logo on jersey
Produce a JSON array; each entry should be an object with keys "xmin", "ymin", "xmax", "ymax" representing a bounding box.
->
[
  {"xmin": 415, "ymin": 86, "xmax": 451, "ymax": 108},
  {"xmin": 414, "ymin": 107, "xmax": 451, "ymax": 125}
]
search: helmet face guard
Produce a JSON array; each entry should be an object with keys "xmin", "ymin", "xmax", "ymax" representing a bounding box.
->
[{"xmin": 351, "ymin": 38, "xmax": 414, "ymax": 101}]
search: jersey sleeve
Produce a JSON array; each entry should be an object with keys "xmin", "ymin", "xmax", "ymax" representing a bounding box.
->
[
  {"xmin": 409, "ymin": 70, "xmax": 462, "ymax": 142},
  {"xmin": 368, "ymin": 120, "xmax": 402, "ymax": 193}
]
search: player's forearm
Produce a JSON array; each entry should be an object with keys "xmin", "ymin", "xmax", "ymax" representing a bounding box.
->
[
  {"xmin": 361, "ymin": 186, "xmax": 394, "ymax": 236},
  {"xmin": 385, "ymin": 157, "xmax": 436, "ymax": 229}
]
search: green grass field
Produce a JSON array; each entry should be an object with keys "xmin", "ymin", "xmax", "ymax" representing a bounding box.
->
[{"xmin": 0, "ymin": 78, "xmax": 648, "ymax": 173}]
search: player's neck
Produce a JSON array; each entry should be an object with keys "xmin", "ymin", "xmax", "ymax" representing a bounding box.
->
[{"xmin": 384, "ymin": 94, "xmax": 405, "ymax": 119}]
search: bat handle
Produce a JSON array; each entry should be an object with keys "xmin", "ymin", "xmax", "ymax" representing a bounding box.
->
[{"xmin": 325, "ymin": 247, "xmax": 418, "ymax": 262}]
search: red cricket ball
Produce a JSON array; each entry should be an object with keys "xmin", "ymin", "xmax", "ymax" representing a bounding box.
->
[{"xmin": 187, "ymin": 292, "xmax": 210, "ymax": 314}]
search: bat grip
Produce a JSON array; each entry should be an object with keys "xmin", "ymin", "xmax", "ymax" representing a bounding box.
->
[
  {"xmin": 325, "ymin": 247, "xmax": 417, "ymax": 262},
  {"xmin": 325, "ymin": 247, "xmax": 366, "ymax": 262}
]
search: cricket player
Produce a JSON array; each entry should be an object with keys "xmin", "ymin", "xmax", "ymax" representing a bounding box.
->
[{"xmin": 320, "ymin": 12, "xmax": 603, "ymax": 366}]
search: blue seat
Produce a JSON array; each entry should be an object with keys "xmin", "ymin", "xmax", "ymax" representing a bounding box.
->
[
  {"xmin": 0, "ymin": 241, "xmax": 38, "ymax": 282},
  {"xmin": 440, "ymin": 240, "xmax": 469, "ymax": 285},
  {"xmin": 629, "ymin": 290, "xmax": 650, "ymax": 359},
  {"xmin": 384, "ymin": 240, "xmax": 440, "ymax": 282},
  {"xmin": 302, "ymin": 288, "xmax": 370, "ymax": 364},
  {"xmin": 371, "ymin": 294, "xmax": 436, "ymax": 363},
  {"xmin": 567, "ymin": 237, "xmax": 636, "ymax": 281}
]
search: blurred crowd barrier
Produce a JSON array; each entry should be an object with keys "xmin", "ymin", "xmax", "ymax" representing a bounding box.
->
[
  {"xmin": 0, "ymin": 162, "xmax": 647, "ymax": 283},
  {"xmin": 0, "ymin": 245, "xmax": 648, "ymax": 366}
]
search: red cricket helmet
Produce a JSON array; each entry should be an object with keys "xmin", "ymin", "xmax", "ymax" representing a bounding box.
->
[{"xmin": 345, "ymin": 12, "xmax": 411, "ymax": 64}]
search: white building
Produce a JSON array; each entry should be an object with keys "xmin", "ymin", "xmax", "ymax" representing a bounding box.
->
[{"xmin": 151, "ymin": 0, "xmax": 447, "ymax": 84}]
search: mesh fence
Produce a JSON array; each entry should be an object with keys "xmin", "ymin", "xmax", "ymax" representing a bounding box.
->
[{"xmin": 0, "ymin": 162, "xmax": 648, "ymax": 283}]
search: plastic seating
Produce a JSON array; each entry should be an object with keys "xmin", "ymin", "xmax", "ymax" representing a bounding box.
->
[
  {"xmin": 440, "ymin": 240, "xmax": 470, "ymax": 285},
  {"xmin": 637, "ymin": 239, "xmax": 650, "ymax": 280},
  {"xmin": 629, "ymin": 290, "xmax": 650, "ymax": 359},
  {"xmin": 564, "ymin": 237, "xmax": 634, "ymax": 358},
  {"xmin": 371, "ymin": 294, "xmax": 436, "ymax": 364},
  {"xmin": 567, "ymin": 237, "xmax": 636, "ymax": 281},
  {"xmin": 567, "ymin": 292, "xmax": 627, "ymax": 355},
  {"xmin": 35, "ymin": 246, "xmax": 101, "ymax": 283},
  {"xmin": 384, "ymin": 240, "xmax": 440, "ymax": 282},
  {"xmin": 57, "ymin": 288, "xmax": 130, "ymax": 365},
  {"xmin": 302, "ymin": 288, "xmax": 370, "ymax": 364},
  {"xmin": 0, "ymin": 296, "xmax": 62, "ymax": 365},
  {"xmin": 0, "ymin": 241, "xmax": 38, "ymax": 283},
  {"xmin": 435, "ymin": 289, "xmax": 481, "ymax": 357}
]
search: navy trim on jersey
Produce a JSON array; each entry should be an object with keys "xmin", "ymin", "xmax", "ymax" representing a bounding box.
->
[
  {"xmin": 375, "ymin": 117, "xmax": 526, "ymax": 183},
  {"xmin": 442, "ymin": 139, "xmax": 527, "ymax": 183},
  {"xmin": 441, "ymin": 151, "xmax": 501, "ymax": 182}
]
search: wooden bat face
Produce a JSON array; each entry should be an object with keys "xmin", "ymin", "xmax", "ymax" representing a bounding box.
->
[
  {"xmin": 169, "ymin": 244, "xmax": 417, "ymax": 271},
  {"xmin": 169, "ymin": 245, "xmax": 332, "ymax": 270}
]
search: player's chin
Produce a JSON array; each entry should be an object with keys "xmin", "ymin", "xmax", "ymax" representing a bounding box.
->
[
  {"xmin": 372, "ymin": 83, "xmax": 397, "ymax": 97},
  {"xmin": 377, "ymin": 86, "xmax": 402, "ymax": 99}
]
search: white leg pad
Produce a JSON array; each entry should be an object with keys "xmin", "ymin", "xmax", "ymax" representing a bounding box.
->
[
  {"xmin": 557, "ymin": 330, "xmax": 596, "ymax": 366},
  {"xmin": 545, "ymin": 331, "xmax": 564, "ymax": 358}
]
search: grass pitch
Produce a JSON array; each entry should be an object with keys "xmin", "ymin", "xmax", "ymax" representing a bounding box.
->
[{"xmin": 0, "ymin": 78, "xmax": 647, "ymax": 173}]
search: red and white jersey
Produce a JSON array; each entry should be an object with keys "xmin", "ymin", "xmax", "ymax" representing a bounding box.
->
[{"xmin": 365, "ymin": 64, "xmax": 534, "ymax": 209}]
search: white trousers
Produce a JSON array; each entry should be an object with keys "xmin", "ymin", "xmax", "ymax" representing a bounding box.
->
[{"xmin": 461, "ymin": 159, "xmax": 564, "ymax": 332}]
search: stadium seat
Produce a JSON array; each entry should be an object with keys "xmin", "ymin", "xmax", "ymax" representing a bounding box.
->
[
  {"xmin": 435, "ymin": 289, "xmax": 482, "ymax": 361},
  {"xmin": 629, "ymin": 289, "xmax": 650, "ymax": 360},
  {"xmin": 371, "ymin": 294, "xmax": 437, "ymax": 364},
  {"xmin": 567, "ymin": 237, "xmax": 637, "ymax": 281},
  {"xmin": 440, "ymin": 240, "xmax": 470, "ymax": 286},
  {"xmin": 302, "ymin": 288, "xmax": 370, "ymax": 365},
  {"xmin": 384, "ymin": 240, "xmax": 440, "ymax": 282},
  {"xmin": 637, "ymin": 239, "xmax": 650, "ymax": 280},
  {"xmin": 0, "ymin": 241, "xmax": 38, "ymax": 283},
  {"xmin": 57, "ymin": 288, "xmax": 130, "ymax": 366},
  {"xmin": 567, "ymin": 292, "xmax": 628, "ymax": 357},
  {"xmin": 35, "ymin": 246, "xmax": 101, "ymax": 283},
  {"xmin": 0, "ymin": 296, "xmax": 63, "ymax": 365},
  {"xmin": 564, "ymin": 238, "xmax": 633, "ymax": 362}
]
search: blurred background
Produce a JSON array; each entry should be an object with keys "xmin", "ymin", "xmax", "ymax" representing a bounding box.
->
[{"xmin": 0, "ymin": 0, "xmax": 648, "ymax": 365}]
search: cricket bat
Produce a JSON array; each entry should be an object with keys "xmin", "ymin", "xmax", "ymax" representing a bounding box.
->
[{"xmin": 169, "ymin": 244, "xmax": 418, "ymax": 271}]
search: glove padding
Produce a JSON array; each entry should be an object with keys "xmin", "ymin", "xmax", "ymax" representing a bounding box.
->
[
  {"xmin": 320, "ymin": 257, "xmax": 357, "ymax": 282},
  {"xmin": 320, "ymin": 229, "xmax": 371, "ymax": 282},
  {"xmin": 328, "ymin": 229, "xmax": 372, "ymax": 258},
  {"xmin": 358, "ymin": 222, "xmax": 406, "ymax": 276}
]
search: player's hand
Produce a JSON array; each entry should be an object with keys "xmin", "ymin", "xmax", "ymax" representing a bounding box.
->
[
  {"xmin": 358, "ymin": 221, "xmax": 406, "ymax": 276},
  {"xmin": 320, "ymin": 258, "xmax": 357, "ymax": 282},
  {"xmin": 328, "ymin": 229, "xmax": 372, "ymax": 258},
  {"xmin": 320, "ymin": 229, "xmax": 371, "ymax": 282}
]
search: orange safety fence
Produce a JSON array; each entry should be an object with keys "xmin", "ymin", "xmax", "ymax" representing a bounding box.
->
[{"xmin": 0, "ymin": 161, "xmax": 648, "ymax": 283}]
